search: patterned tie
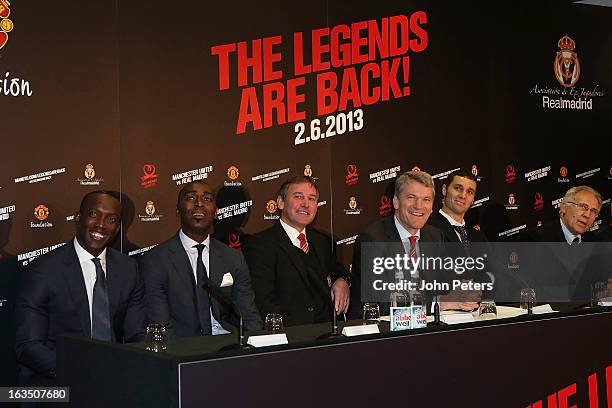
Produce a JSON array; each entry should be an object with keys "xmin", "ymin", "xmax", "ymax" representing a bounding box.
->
[
  {"xmin": 408, "ymin": 236, "xmax": 418, "ymax": 261},
  {"xmin": 194, "ymin": 244, "xmax": 212, "ymax": 335},
  {"xmin": 454, "ymin": 225, "xmax": 471, "ymax": 256},
  {"xmin": 571, "ymin": 237, "xmax": 580, "ymax": 246},
  {"xmin": 91, "ymin": 258, "xmax": 111, "ymax": 341},
  {"xmin": 298, "ymin": 233, "xmax": 309, "ymax": 254}
]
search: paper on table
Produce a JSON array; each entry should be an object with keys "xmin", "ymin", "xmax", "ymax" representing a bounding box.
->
[
  {"xmin": 342, "ymin": 324, "xmax": 380, "ymax": 337},
  {"xmin": 441, "ymin": 312, "xmax": 475, "ymax": 325},
  {"xmin": 597, "ymin": 296, "xmax": 612, "ymax": 306},
  {"xmin": 532, "ymin": 304, "xmax": 557, "ymax": 314}
]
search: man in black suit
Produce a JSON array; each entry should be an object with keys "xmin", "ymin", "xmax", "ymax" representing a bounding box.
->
[
  {"xmin": 15, "ymin": 191, "xmax": 145, "ymax": 386},
  {"xmin": 242, "ymin": 176, "xmax": 350, "ymax": 327},
  {"xmin": 428, "ymin": 169, "xmax": 494, "ymax": 309},
  {"xmin": 519, "ymin": 185, "xmax": 606, "ymax": 303},
  {"xmin": 350, "ymin": 171, "xmax": 447, "ymax": 318},
  {"xmin": 140, "ymin": 181, "xmax": 261, "ymax": 339}
]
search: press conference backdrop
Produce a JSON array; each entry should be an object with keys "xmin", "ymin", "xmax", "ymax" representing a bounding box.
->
[{"xmin": 0, "ymin": 0, "xmax": 611, "ymax": 385}]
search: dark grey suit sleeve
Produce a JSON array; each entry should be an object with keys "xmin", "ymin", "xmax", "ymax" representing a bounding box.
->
[
  {"xmin": 231, "ymin": 251, "xmax": 263, "ymax": 331},
  {"xmin": 121, "ymin": 262, "xmax": 146, "ymax": 342},
  {"xmin": 139, "ymin": 253, "xmax": 177, "ymax": 339},
  {"xmin": 15, "ymin": 263, "xmax": 56, "ymax": 376}
]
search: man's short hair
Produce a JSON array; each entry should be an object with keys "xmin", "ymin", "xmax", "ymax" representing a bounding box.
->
[
  {"xmin": 278, "ymin": 176, "xmax": 319, "ymax": 200},
  {"xmin": 394, "ymin": 171, "xmax": 435, "ymax": 197},
  {"xmin": 562, "ymin": 185, "xmax": 603, "ymax": 207},
  {"xmin": 446, "ymin": 169, "xmax": 477, "ymax": 186},
  {"xmin": 79, "ymin": 190, "xmax": 121, "ymax": 215}
]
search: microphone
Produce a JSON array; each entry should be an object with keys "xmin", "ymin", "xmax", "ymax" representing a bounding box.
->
[
  {"xmin": 200, "ymin": 275, "xmax": 254, "ymax": 351},
  {"xmin": 316, "ymin": 286, "xmax": 345, "ymax": 340}
]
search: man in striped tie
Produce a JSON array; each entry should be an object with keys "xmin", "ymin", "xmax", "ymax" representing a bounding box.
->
[{"xmin": 243, "ymin": 176, "xmax": 351, "ymax": 326}]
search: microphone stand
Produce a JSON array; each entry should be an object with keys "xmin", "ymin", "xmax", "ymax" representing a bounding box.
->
[
  {"xmin": 201, "ymin": 279, "xmax": 254, "ymax": 351},
  {"xmin": 317, "ymin": 294, "xmax": 345, "ymax": 340},
  {"xmin": 427, "ymin": 295, "xmax": 447, "ymax": 326}
]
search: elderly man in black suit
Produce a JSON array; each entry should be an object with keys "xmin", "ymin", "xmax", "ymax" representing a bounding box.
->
[
  {"xmin": 242, "ymin": 176, "xmax": 350, "ymax": 327},
  {"xmin": 15, "ymin": 191, "xmax": 146, "ymax": 386},
  {"xmin": 140, "ymin": 181, "xmax": 261, "ymax": 339},
  {"xmin": 349, "ymin": 171, "xmax": 448, "ymax": 318}
]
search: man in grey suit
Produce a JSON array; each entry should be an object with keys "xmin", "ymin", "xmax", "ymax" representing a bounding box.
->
[
  {"xmin": 349, "ymin": 171, "xmax": 447, "ymax": 318},
  {"xmin": 140, "ymin": 181, "xmax": 261, "ymax": 339}
]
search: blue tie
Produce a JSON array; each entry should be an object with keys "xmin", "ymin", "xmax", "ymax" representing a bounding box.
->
[{"xmin": 91, "ymin": 258, "xmax": 111, "ymax": 341}]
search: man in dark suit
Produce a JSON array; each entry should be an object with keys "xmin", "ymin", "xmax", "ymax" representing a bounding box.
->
[
  {"xmin": 15, "ymin": 191, "xmax": 145, "ymax": 386},
  {"xmin": 140, "ymin": 181, "xmax": 261, "ymax": 339},
  {"xmin": 350, "ymin": 171, "xmax": 447, "ymax": 318},
  {"xmin": 428, "ymin": 169, "xmax": 494, "ymax": 308},
  {"xmin": 518, "ymin": 185, "xmax": 606, "ymax": 303},
  {"xmin": 242, "ymin": 176, "xmax": 350, "ymax": 327}
]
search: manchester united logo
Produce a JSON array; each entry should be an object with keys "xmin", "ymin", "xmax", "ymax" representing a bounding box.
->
[
  {"xmin": 84, "ymin": 164, "xmax": 95, "ymax": 180},
  {"xmin": 559, "ymin": 166, "xmax": 568, "ymax": 178},
  {"xmin": 554, "ymin": 35, "xmax": 580, "ymax": 88},
  {"xmin": 411, "ymin": 166, "xmax": 421, "ymax": 172},
  {"xmin": 227, "ymin": 165, "xmax": 239, "ymax": 181},
  {"xmin": 266, "ymin": 200, "xmax": 277, "ymax": 214},
  {"xmin": 34, "ymin": 204, "xmax": 49, "ymax": 221}
]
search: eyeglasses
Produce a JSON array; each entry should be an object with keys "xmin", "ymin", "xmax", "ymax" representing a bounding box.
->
[{"xmin": 567, "ymin": 201, "xmax": 600, "ymax": 217}]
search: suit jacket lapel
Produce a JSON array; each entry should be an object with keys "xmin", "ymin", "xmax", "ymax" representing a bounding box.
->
[
  {"xmin": 207, "ymin": 239, "xmax": 225, "ymax": 287},
  {"xmin": 273, "ymin": 223, "xmax": 311, "ymax": 290},
  {"xmin": 167, "ymin": 233, "xmax": 198, "ymax": 290},
  {"xmin": 306, "ymin": 232, "xmax": 334, "ymax": 294},
  {"xmin": 61, "ymin": 243, "xmax": 91, "ymax": 337}
]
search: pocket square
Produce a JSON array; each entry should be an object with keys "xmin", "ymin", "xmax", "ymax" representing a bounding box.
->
[{"xmin": 220, "ymin": 272, "xmax": 234, "ymax": 287}]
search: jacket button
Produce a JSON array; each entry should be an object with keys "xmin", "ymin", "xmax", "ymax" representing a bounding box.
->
[{"xmin": 307, "ymin": 307, "xmax": 314, "ymax": 312}]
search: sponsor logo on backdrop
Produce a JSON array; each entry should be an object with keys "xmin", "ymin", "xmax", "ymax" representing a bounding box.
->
[
  {"xmin": 228, "ymin": 234, "xmax": 241, "ymax": 249},
  {"xmin": 336, "ymin": 235, "xmax": 358, "ymax": 247},
  {"xmin": 471, "ymin": 164, "xmax": 483, "ymax": 181},
  {"xmin": 76, "ymin": 163, "xmax": 104, "ymax": 186},
  {"xmin": 575, "ymin": 167, "xmax": 600, "ymax": 179},
  {"xmin": 411, "ymin": 166, "xmax": 420, "ymax": 172},
  {"xmin": 344, "ymin": 196, "xmax": 362, "ymax": 215},
  {"xmin": 31, "ymin": 204, "xmax": 52, "ymax": 228},
  {"xmin": 590, "ymin": 219, "xmax": 602, "ymax": 232},
  {"xmin": 0, "ymin": 0, "xmax": 13, "ymax": 50},
  {"xmin": 553, "ymin": 35, "xmax": 580, "ymax": 88},
  {"xmin": 264, "ymin": 200, "xmax": 280, "ymax": 220},
  {"xmin": 524, "ymin": 165, "xmax": 550, "ymax": 182},
  {"xmin": 141, "ymin": 164, "xmax": 159, "ymax": 188},
  {"xmin": 533, "ymin": 193, "xmax": 545, "ymax": 211},
  {"xmin": 504, "ymin": 164, "xmax": 516, "ymax": 184},
  {"xmin": 15, "ymin": 167, "xmax": 65, "ymax": 184},
  {"xmin": 370, "ymin": 165, "xmax": 400, "ymax": 184},
  {"xmin": 172, "ymin": 165, "xmax": 212, "ymax": 186},
  {"xmin": 0, "ymin": 204, "xmax": 15, "ymax": 221},
  {"xmin": 608, "ymin": 165, "xmax": 612, "ymax": 180},
  {"xmin": 128, "ymin": 244, "xmax": 157, "ymax": 257},
  {"xmin": 508, "ymin": 251, "xmax": 519, "ymax": 269},
  {"xmin": 498, "ymin": 224, "xmax": 527, "ymax": 238},
  {"xmin": 432, "ymin": 167, "xmax": 460, "ymax": 180},
  {"xmin": 345, "ymin": 164, "xmax": 359, "ymax": 185},
  {"xmin": 252, "ymin": 167, "xmax": 290, "ymax": 183},
  {"xmin": 473, "ymin": 225, "xmax": 481, "ymax": 231},
  {"xmin": 224, "ymin": 165, "xmax": 242, "ymax": 186},
  {"xmin": 65, "ymin": 214, "xmax": 75, "ymax": 221},
  {"xmin": 317, "ymin": 200, "xmax": 327, "ymax": 207},
  {"xmin": 470, "ymin": 196, "xmax": 490, "ymax": 209},
  {"xmin": 551, "ymin": 196, "xmax": 564, "ymax": 209},
  {"xmin": 217, "ymin": 200, "xmax": 252, "ymax": 220},
  {"xmin": 530, "ymin": 35, "xmax": 605, "ymax": 110},
  {"xmin": 505, "ymin": 193, "xmax": 519, "ymax": 210},
  {"xmin": 17, "ymin": 242, "xmax": 65, "ymax": 266},
  {"xmin": 537, "ymin": 220, "xmax": 543, "ymax": 227},
  {"xmin": 0, "ymin": 71, "xmax": 33, "ymax": 96},
  {"xmin": 138, "ymin": 200, "xmax": 162, "ymax": 222},
  {"xmin": 558, "ymin": 166, "xmax": 570, "ymax": 183},
  {"xmin": 379, "ymin": 195, "xmax": 393, "ymax": 217},
  {"xmin": 304, "ymin": 164, "xmax": 312, "ymax": 177}
]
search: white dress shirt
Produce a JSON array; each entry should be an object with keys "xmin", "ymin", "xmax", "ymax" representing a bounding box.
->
[
  {"xmin": 279, "ymin": 218, "xmax": 306, "ymax": 249},
  {"xmin": 439, "ymin": 209, "xmax": 465, "ymax": 241},
  {"xmin": 73, "ymin": 238, "xmax": 107, "ymax": 334},
  {"xmin": 178, "ymin": 230, "xmax": 229, "ymax": 335},
  {"xmin": 560, "ymin": 218, "xmax": 581, "ymax": 245}
]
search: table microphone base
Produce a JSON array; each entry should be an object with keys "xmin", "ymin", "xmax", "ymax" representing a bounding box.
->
[
  {"xmin": 219, "ymin": 343, "xmax": 255, "ymax": 351},
  {"xmin": 317, "ymin": 331, "xmax": 344, "ymax": 340},
  {"xmin": 427, "ymin": 320, "xmax": 447, "ymax": 327}
]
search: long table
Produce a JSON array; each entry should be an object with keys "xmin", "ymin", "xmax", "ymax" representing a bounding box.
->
[{"xmin": 57, "ymin": 307, "xmax": 612, "ymax": 407}]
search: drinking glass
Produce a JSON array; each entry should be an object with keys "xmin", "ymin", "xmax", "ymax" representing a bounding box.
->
[
  {"xmin": 145, "ymin": 323, "xmax": 167, "ymax": 352},
  {"xmin": 264, "ymin": 313, "xmax": 283, "ymax": 333},
  {"xmin": 478, "ymin": 300, "xmax": 497, "ymax": 320},
  {"xmin": 362, "ymin": 303, "xmax": 381, "ymax": 325},
  {"xmin": 520, "ymin": 288, "xmax": 536, "ymax": 312}
]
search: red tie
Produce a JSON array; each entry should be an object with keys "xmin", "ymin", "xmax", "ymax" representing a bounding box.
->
[
  {"xmin": 408, "ymin": 236, "xmax": 417, "ymax": 261},
  {"xmin": 298, "ymin": 233, "xmax": 309, "ymax": 253}
]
